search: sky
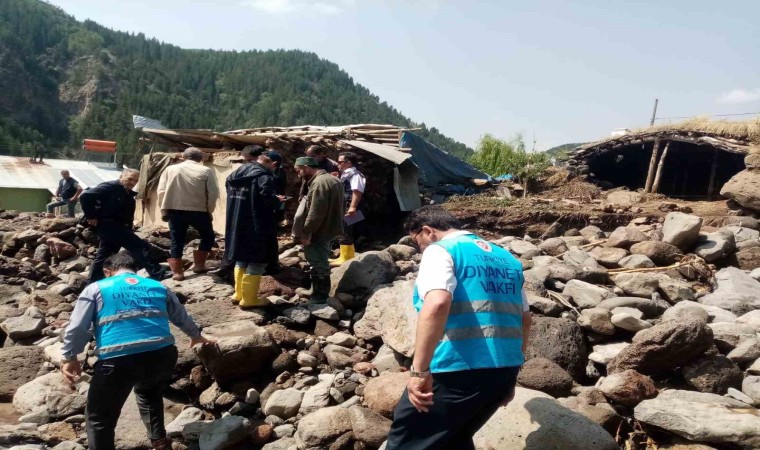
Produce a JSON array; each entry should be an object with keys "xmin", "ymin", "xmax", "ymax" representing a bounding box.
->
[{"xmin": 47, "ymin": 0, "xmax": 760, "ymax": 151}]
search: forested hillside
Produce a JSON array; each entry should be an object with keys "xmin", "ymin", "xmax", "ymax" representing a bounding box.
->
[{"xmin": 0, "ymin": 0, "xmax": 472, "ymax": 162}]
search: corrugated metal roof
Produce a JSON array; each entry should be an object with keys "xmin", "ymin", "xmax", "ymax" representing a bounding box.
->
[
  {"xmin": 0, "ymin": 156, "xmax": 123, "ymax": 192},
  {"xmin": 343, "ymin": 140, "xmax": 412, "ymax": 165},
  {"xmin": 132, "ymin": 115, "xmax": 168, "ymax": 130}
]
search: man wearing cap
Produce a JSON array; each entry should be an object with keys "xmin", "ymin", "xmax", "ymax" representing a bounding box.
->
[
  {"xmin": 157, "ymin": 147, "xmax": 219, "ymax": 281},
  {"xmin": 225, "ymin": 147, "xmax": 281, "ymax": 308},
  {"xmin": 292, "ymin": 156, "xmax": 344, "ymax": 303}
]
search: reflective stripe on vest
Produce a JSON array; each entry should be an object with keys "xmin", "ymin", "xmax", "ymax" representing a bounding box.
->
[
  {"xmin": 95, "ymin": 273, "xmax": 174, "ymax": 359},
  {"xmin": 413, "ymin": 233, "xmax": 525, "ymax": 373}
]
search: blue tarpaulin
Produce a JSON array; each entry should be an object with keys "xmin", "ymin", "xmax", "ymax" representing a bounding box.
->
[{"xmin": 400, "ymin": 132, "xmax": 491, "ymax": 187}]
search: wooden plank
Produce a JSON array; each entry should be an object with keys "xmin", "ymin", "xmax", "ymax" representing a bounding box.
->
[
  {"xmin": 651, "ymin": 141, "xmax": 671, "ymax": 193},
  {"xmin": 644, "ymin": 139, "xmax": 661, "ymax": 193}
]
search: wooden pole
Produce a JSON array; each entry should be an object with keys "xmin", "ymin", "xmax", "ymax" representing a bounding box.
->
[
  {"xmin": 649, "ymin": 98, "xmax": 659, "ymax": 126},
  {"xmin": 707, "ymin": 147, "xmax": 719, "ymax": 200},
  {"xmin": 644, "ymin": 139, "xmax": 661, "ymax": 193},
  {"xmin": 651, "ymin": 141, "xmax": 671, "ymax": 193}
]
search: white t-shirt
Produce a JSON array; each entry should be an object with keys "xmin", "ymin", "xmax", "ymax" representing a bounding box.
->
[
  {"xmin": 416, "ymin": 230, "xmax": 530, "ymax": 311},
  {"xmin": 341, "ymin": 167, "xmax": 366, "ymax": 193}
]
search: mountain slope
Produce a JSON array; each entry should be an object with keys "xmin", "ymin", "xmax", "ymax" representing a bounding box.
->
[{"xmin": 0, "ymin": 0, "xmax": 472, "ymax": 162}]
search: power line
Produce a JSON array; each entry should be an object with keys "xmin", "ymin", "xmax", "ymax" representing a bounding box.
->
[{"xmin": 654, "ymin": 111, "xmax": 760, "ymax": 121}]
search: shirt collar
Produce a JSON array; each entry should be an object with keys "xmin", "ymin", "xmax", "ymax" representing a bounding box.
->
[{"xmin": 440, "ymin": 230, "xmax": 472, "ymax": 241}]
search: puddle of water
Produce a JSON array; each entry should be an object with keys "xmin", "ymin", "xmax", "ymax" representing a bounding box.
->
[{"xmin": 0, "ymin": 403, "xmax": 20, "ymax": 425}]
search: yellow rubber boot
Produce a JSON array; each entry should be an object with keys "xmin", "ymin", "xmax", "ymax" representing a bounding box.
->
[
  {"xmin": 239, "ymin": 274, "xmax": 269, "ymax": 308},
  {"xmin": 231, "ymin": 266, "xmax": 244, "ymax": 303},
  {"xmin": 329, "ymin": 245, "xmax": 356, "ymax": 267}
]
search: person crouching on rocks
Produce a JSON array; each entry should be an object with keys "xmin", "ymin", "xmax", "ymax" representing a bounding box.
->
[{"xmin": 60, "ymin": 252, "xmax": 213, "ymax": 450}]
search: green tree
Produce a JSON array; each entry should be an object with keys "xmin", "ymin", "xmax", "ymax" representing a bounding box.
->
[{"xmin": 470, "ymin": 134, "xmax": 550, "ymax": 192}]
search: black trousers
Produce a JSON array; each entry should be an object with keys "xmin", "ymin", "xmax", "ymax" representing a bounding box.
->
[
  {"xmin": 385, "ymin": 366, "xmax": 520, "ymax": 450},
  {"xmin": 86, "ymin": 345, "xmax": 178, "ymax": 450},
  {"xmin": 338, "ymin": 222, "xmax": 356, "ymax": 246},
  {"xmin": 89, "ymin": 221, "xmax": 165, "ymax": 283},
  {"xmin": 166, "ymin": 210, "xmax": 215, "ymax": 258}
]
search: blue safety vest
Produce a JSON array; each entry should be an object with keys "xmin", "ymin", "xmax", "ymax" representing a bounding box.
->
[
  {"xmin": 94, "ymin": 273, "xmax": 174, "ymax": 359},
  {"xmin": 412, "ymin": 233, "xmax": 525, "ymax": 373}
]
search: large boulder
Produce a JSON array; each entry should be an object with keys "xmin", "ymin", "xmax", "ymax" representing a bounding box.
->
[
  {"xmin": 635, "ymin": 390, "xmax": 760, "ymax": 449},
  {"xmin": 577, "ymin": 308, "xmax": 615, "ymax": 336},
  {"xmin": 353, "ymin": 280, "xmax": 417, "ymax": 357},
  {"xmin": 517, "ymin": 357, "xmax": 573, "ymax": 397},
  {"xmin": 607, "ymin": 318, "xmax": 713, "ymax": 375},
  {"xmin": 721, "ymin": 169, "xmax": 760, "ymax": 212},
  {"xmin": 605, "ymin": 227, "xmax": 648, "ymax": 249},
  {"xmin": 295, "ymin": 406, "xmax": 352, "ymax": 449},
  {"xmin": 682, "ymin": 354, "xmax": 743, "ymax": 394},
  {"xmin": 597, "ymin": 297, "xmax": 664, "ymax": 318},
  {"xmin": 526, "ymin": 317, "xmax": 587, "ymax": 380},
  {"xmin": 694, "ymin": 230, "xmax": 736, "ymax": 263},
  {"xmin": 612, "ymin": 273, "xmax": 659, "ymax": 298},
  {"xmin": 1, "ymin": 308, "xmax": 46, "ymax": 341},
  {"xmin": 45, "ymin": 238, "xmax": 77, "ymax": 260},
  {"xmin": 194, "ymin": 326, "xmax": 279, "ymax": 386},
  {"xmin": 161, "ymin": 275, "xmax": 234, "ymax": 304},
  {"xmin": 629, "ymin": 241, "xmax": 682, "ymax": 266},
  {"xmin": 363, "ymin": 371, "xmax": 409, "ymax": 417},
  {"xmin": 263, "ymin": 388, "xmax": 304, "ymax": 419},
  {"xmin": 348, "ymin": 406, "xmax": 392, "ymax": 449},
  {"xmin": 13, "ymin": 373, "xmax": 86, "ymax": 420},
  {"xmin": 0, "ymin": 346, "xmax": 45, "ymax": 401},
  {"xmin": 662, "ymin": 212, "xmax": 703, "ymax": 251},
  {"xmin": 699, "ymin": 267, "xmax": 760, "ymax": 315},
  {"xmin": 597, "ymin": 370, "xmax": 657, "ymax": 407},
  {"xmin": 198, "ymin": 416, "xmax": 252, "ymax": 450},
  {"xmin": 562, "ymin": 280, "xmax": 612, "ymax": 309},
  {"xmin": 331, "ymin": 250, "xmax": 398, "ymax": 297},
  {"xmin": 590, "ymin": 247, "xmax": 628, "ymax": 268},
  {"xmin": 735, "ymin": 247, "xmax": 760, "ymax": 270},
  {"xmin": 473, "ymin": 388, "xmax": 618, "ymax": 450},
  {"xmin": 39, "ymin": 217, "xmax": 78, "ymax": 232},
  {"xmin": 605, "ymin": 191, "xmax": 642, "ymax": 209}
]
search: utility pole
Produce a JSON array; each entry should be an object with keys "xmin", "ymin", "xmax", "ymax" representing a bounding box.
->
[{"xmin": 650, "ymin": 98, "xmax": 659, "ymax": 126}]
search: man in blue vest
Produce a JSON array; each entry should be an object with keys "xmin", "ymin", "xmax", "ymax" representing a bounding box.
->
[
  {"xmin": 60, "ymin": 252, "xmax": 212, "ymax": 450},
  {"xmin": 385, "ymin": 206, "xmax": 532, "ymax": 450}
]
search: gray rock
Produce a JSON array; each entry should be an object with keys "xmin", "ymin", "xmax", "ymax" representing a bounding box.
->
[
  {"xmin": 590, "ymin": 247, "xmax": 629, "ymax": 268},
  {"xmin": 538, "ymin": 238, "xmax": 568, "ymax": 257},
  {"xmin": 353, "ymin": 280, "xmax": 417, "ymax": 357},
  {"xmin": 751, "ymin": 267, "xmax": 760, "ymax": 281},
  {"xmin": 737, "ymin": 310, "xmax": 760, "ymax": 331},
  {"xmin": 611, "ymin": 313, "xmax": 652, "ymax": 332},
  {"xmin": 297, "ymin": 352, "xmax": 318, "ymax": 368},
  {"xmin": 262, "ymin": 437, "xmax": 297, "ymax": 450},
  {"xmin": 694, "ymin": 230, "xmax": 736, "ymax": 263},
  {"xmin": 605, "ymin": 190, "xmax": 642, "ymax": 208},
  {"xmin": 727, "ymin": 387, "xmax": 756, "ymax": 406},
  {"xmin": 295, "ymin": 406, "xmax": 352, "ymax": 449},
  {"xmin": 363, "ymin": 371, "xmax": 409, "ymax": 417},
  {"xmin": 245, "ymin": 388, "xmax": 260, "ymax": 405},
  {"xmin": 306, "ymin": 304, "xmax": 339, "ymax": 321},
  {"xmin": 52, "ymin": 443, "xmax": 85, "ymax": 450},
  {"xmin": 589, "ymin": 342, "xmax": 630, "ymax": 365},
  {"xmin": 563, "ymin": 248, "xmax": 601, "ymax": 269},
  {"xmin": 533, "ymin": 255, "xmax": 561, "ymax": 267},
  {"xmin": 165, "ymin": 407, "xmax": 204, "ymax": 438},
  {"xmin": 724, "ymin": 226, "xmax": 760, "ymax": 243},
  {"xmin": 635, "ymin": 389, "xmax": 760, "ymax": 449},
  {"xmin": 300, "ymin": 376, "xmax": 334, "ymax": 414},
  {"xmin": 371, "ymin": 345, "xmax": 405, "ymax": 374},
  {"xmin": 518, "ymin": 357, "xmax": 573, "ymax": 397},
  {"xmin": 1, "ymin": 307, "xmax": 45, "ymax": 341},
  {"xmin": 655, "ymin": 274, "xmax": 696, "ymax": 303},
  {"xmin": 580, "ymin": 225, "xmax": 605, "ymax": 240},
  {"xmin": 608, "ymin": 318, "xmax": 713, "ymax": 375},
  {"xmin": 562, "ymin": 280, "xmax": 612, "ymax": 309},
  {"xmin": 612, "ymin": 273, "xmax": 659, "ymax": 298},
  {"xmin": 194, "ymin": 327, "xmax": 279, "ymax": 386},
  {"xmin": 0, "ymin": 346, "xmax": 46, "ymax": 401},
  {"xmin": 606, "ymin": 227, "xmax": 648, "ymax": 249},
  {"xmin": 683, "ymin": 354, "xmax": 743, "ymax": 394},
  {"xmin": 742, "ymin": 376, "xmax": 760, "ymax": 406},
  {"xmin": 727, "ymin": 338, "xmax": 760, "ymax": 364},
  {"xmin": 709, "ymin": 322, "xmax": 756, "ymax": 353},
  {"xmin": 598, "ymin": 369, "xmax": 657, "ymax": 407},
  {"xmin": 526, "ymin": 317, "xmax": 588, "ymax": 380},
  {"xmin": 509, "ymin": 240, "xmax": 540, "ymax": 256},
  {"xmin": 700, "ymin": 267, "xmax": 760, "ymax": 315},
  {"xmin": 325, "ymin": 332, "xmax": 357, "ymax": 347},
  {"xmin": 630, "ymin": 241, "xmax": 682, "ymax": 266},
  {"xmin": 324, "ymin": 344, "xmax": 355, "ymax": 369},
  {"xmin": 577, "ymin": 308, "xmax": 615, "ymax": 336},
  {"xmin": 348, "ymin": 406, "xmax": 392, "ymax": 448},
  {"xmin": 385, "ymin": 244, "xmax": 417, "ymax": 261},
  {"xmin": 748, "ymin": 358, "xmax": 760, "ymax": 375},
  {"xmin": 330, "ymin": 250, "xmax": 398, "ymax": 296},
  {"xmin": 663, "ymin": 212, "xmax": 703, "ymax": 251},
  {"xmin": 618, "ymin": 254, "xmax": 655, "ymax": 269},
  {"xmin": 116, "ymin": 392, "xmax": 176, "ymax": 449},
  {"xmin": 198, "ymin": 416, "xmax": 252, "ymax": 450},
  {"xmin": 283, "ymin": 307, "xmax": 311, "ymax": 325},
  {"xmin": 473, "ymin": 388, "xmax": 618, "ymax": 450},
  {"xmin": 597, "ymin": 297, "xmax": 663, "ymax": 318},
  {"xmin": 611, "ymin": 306, "xmax": 644, "ymax": 319},
  {"xmin": 526, "ymin": 293, "xmax": 564, "ymax": 317},
  {"xmin": 547, "ymin": 263, "xmax": 581, "ymax": 282},
  {"xmin": 661, "ymin": 301, "xmax": 710, "ymax": 324},
  {"xmin": 273, "ymin": 424, "xmax": 296, "ymax": 438},
  {"xmin": 523, "ymin": 266, "xmax": 550, "ymax": 296},
  {"xmin": 263, "ymin": 388, "xmax": 304, "ymax": 419},
  {"xmin": 12, "ymin": 373, "xmax": 86, "ymax": 420}
]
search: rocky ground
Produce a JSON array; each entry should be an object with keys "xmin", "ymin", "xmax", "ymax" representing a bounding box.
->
[{"xmin": 1, "ymin": 199, "xmax": 760, "ymax": 450}]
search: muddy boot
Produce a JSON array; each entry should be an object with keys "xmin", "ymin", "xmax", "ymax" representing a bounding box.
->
[
  {"xmin": 309, "ymin": 272, "xmax": 331, "ymax": 304},
  {"xmin": 167, "ymin": 258, "xmax": 185, "ymax": 281},
  {"xmin": 190, "ymin": 250, "xmax": 209, "ymax": 273}
]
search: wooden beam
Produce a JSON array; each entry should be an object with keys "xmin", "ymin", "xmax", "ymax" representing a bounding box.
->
[
  {"xmin": 651, "ymin": 141, "xmax": 671, "ymax": 193},
  {"xmin": 644, "ymin": 139, "xmax": 661, "ymax": 193},
  {"xmin": 707, "ymin": 147, "xmax": 719, "ymax": 200}
]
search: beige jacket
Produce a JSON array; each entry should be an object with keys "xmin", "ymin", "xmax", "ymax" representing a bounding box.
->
[{"xmin": 157, "ymin": 160, "xmax": 219, "ymax": 213}]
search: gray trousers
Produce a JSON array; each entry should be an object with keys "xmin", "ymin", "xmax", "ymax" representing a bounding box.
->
[{"xmin": 46, "ymin": 199, "xmax": 77, "ymax": 217}]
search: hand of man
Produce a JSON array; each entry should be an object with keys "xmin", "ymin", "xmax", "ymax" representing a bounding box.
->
[
  {"xmin": 345, "ymin": 207, "xmax": 357, "ymax": 217},
  {"xmin": 190, "ymin": 335, "xmax": 215, "ymax": 347},
  {"xmin": 407, "ymin": 374, "xmax": 434, "ymax": 413},
  {"xmin": 87, "ymin": 218, "xmax": 98, "ymax": 226},
  {"xmin": 301, "ymin": 236, "xmax": 311, "ymax": 246},
  {"xmin": 276, "ymin": 195, "xmax": 287, "ymax": 202},
  {"xmin": 61, "ymin": 359, "xmax": 82, "ymax": 387}
]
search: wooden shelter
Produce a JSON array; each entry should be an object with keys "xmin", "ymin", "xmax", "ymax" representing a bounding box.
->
[
  {"xmin": 135, "ymin": 124, "xmax": 423, "ymax": 235},
  {"xmin": 568, "ymin": 118, "xmax": 760, "ymax": 199}
]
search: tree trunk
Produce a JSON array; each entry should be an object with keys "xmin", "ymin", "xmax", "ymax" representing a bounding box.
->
[
  {"xmin": 644, "ymin": 139, "xmax": 661, "ymax": 193},
  {"xmin": 651, "ymin": 141, "xmax": 670, "ymax": 194}
]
